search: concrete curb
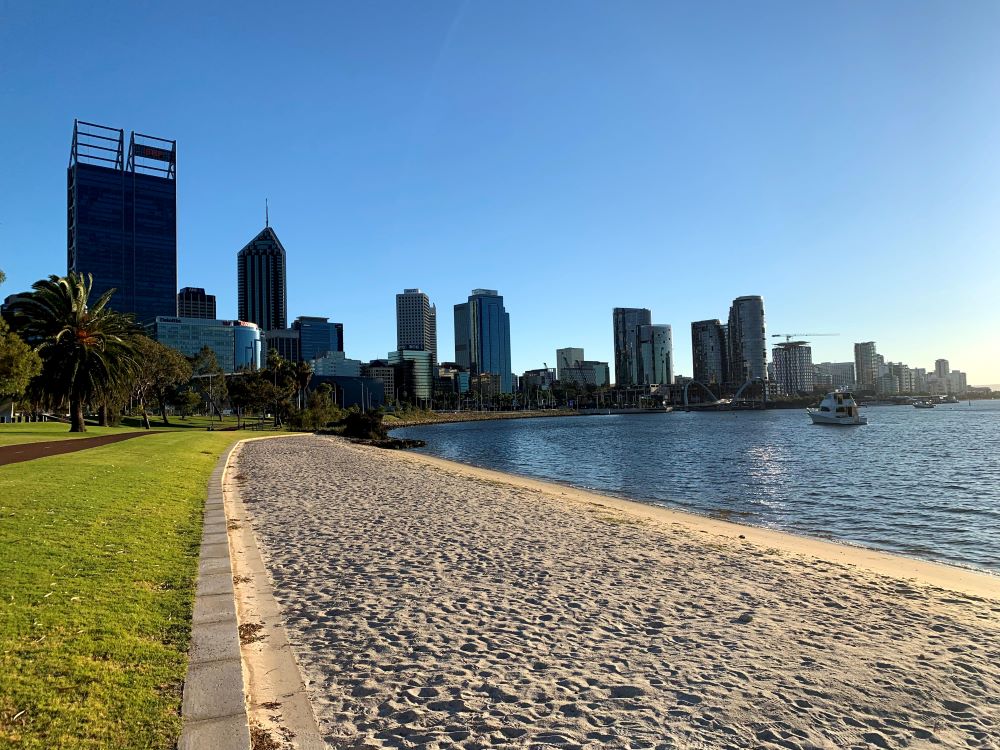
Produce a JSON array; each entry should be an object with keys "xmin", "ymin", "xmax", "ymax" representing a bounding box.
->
[
  {"xmin": 226, "ymin": 436, "xmax": 328, "ymax": 749},
  {"xmin": 178, "ymin": 441, "xmax": 250, "ymax": 750}
]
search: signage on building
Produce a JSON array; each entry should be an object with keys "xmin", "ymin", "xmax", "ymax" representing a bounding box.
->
[{"xmin": 134, "ymin": 144, "xmax": 173, "ymax": 162}]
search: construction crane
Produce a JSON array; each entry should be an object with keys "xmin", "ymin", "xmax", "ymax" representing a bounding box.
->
[{"xmin": 771, "ymin": 333, "xmax": 839, "ymax": 343}]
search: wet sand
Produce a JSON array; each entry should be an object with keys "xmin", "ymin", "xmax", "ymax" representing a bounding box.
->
[{"xmin": 235, "ymin": 435, "xmax": 999, "ymax": 749}]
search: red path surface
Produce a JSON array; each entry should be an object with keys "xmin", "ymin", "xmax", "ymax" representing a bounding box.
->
[{"xmin": 0, "ymin": 431, "xmax": 154, "ymax": 466}]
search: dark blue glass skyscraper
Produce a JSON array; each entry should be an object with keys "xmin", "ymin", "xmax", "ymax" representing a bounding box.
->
[
  {"xmin": 454, "ymin": 289, "xmax": 512, "ymax": 393},
  {"xmin": 67, "ymin": 120, "xmax": 177, "ymax": 324}
]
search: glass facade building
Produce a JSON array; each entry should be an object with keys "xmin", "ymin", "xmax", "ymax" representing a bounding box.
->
[
  {"xmin": 638, "ymin": 324, "xmax": 673, "ymax": 386},
  {"xmin": 612, "ymin": 307, "xmax": 652, "ymax": 387},
  {"xmin": 454, "ymin": 289, "xmax": 512, "ymax": 393},
  {"xmin": 68, "ymin": 121, "xmax": 177, "ymax": 324},
  {"xmin": 237, "ymin": 226, "xmax": 287, "ymax": 332},
  {"xmin": 691, "ymin": 319, "xmax": 728, "ymax": 386},
  {"xmin": 727, "ymin": 296, "xmax": 768, "ymax": 383},
  {"xmin": 296, "ymin": 316, "xmax": 343, "ymax": 361},
  {"xmin": 153, "ymin": 317, "xmax": 261, "ymax": 373},
  {"xmin": 389, "ymin": 349, "xmax": 434, "ymax": 402}
]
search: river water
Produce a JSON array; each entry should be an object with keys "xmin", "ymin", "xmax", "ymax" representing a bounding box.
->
[{"xmin": 392, "ymin": 401, "xmax": 1000, "ymax": 573}]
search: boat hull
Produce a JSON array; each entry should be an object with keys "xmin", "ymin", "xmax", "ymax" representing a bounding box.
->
[{"xmin": 807, "ymin": 410, "xmax": 867, "ymax": 426}]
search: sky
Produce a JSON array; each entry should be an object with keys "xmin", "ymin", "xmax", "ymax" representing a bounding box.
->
[{"xmin": 1, "ymin": 1, "xmax": 999, "ymax": 384}]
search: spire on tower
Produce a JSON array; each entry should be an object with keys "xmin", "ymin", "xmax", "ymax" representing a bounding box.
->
[{"xmin": 265, "ymin": 198, "xmax": 269, "ymax": 228}]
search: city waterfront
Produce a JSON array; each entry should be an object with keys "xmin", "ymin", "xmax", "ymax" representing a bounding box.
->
[{"xmin": 393, "ymin": 401, "xmax": 1000, "ymax": 573}]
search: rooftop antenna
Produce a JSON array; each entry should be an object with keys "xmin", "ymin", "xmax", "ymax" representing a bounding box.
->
[{"xmin": 265, "ymin": 198, "xmax": 269, "ymax": 228}]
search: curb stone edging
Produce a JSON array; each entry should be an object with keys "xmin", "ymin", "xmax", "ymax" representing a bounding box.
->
[{"xmin": 178, "ymin": 441, "xmax": 250, "ymax": 750}]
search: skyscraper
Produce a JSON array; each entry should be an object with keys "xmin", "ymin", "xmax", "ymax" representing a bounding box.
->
[
  {"xmin": 396, "ymin": 288, "xmax": 438, "ymax": 364},
  {"xmin": 237, "ymin": 223, "xmax": 287, "ymax": 332},
  {"xmin": 454, "ymin": 289, "xmax": 512, "ymax": 393},
  {"xmin": 638, "ymin": 324, "xmax": 673, "ymax": 386},
  {"xmin": 854, "ymin": 342, "xmax": 878, "ymax": 389},
  {"xmin": 612, "ymin": 307, "xmax": 652, "ymax": 387},
  {"xmin": 727, "ymin": 296, "xmax": 767, "ymax": 383},
  {"xmin": 691, "ymin": 319, "xmax": 728, "ymax": 386},
  {"xmin": 934, "ymin": 358, "xmax": 950, "ymax": 379},
  {"xmin": 68, "ymin": 120, "xmax": 177, "ymax": 323},
  {"xmin": 177, "ymin": 287, "xmax": 216, "ymax": 319}
]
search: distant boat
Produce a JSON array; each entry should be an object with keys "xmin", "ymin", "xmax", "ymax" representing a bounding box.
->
[
  {"xmin": 807, "ymin": 391, "xmax": 867, "ymax": 425},
  {"xmin": 913, "ymin": 400, "xmax": 935, "ymax": 409}
]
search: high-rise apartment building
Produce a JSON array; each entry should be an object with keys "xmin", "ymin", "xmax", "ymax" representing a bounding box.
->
[
  {"xmin": 934, "ymin": 359, "xmax": 950, "ymax": 380},
  {"xmin": 639, "ymin": 324, "xmax": 673, "ymax": 386},
  {"xmin": 612, "ymin": 308, "xmax": 652, "ymax": 387},
  {"xmin": 396, "ymin": 289, "xmax": 437, "ymax": 364},
  {"xmin": 177, "ymin": 287, "xmax": 216, "ymax": 319},
  {"xmin": 68, "ymin": 120, "xmax": 177, "ymax": 323},
  {"xmin": 237, "ymin": 224, "xmax": 287, "ymax": 332},
  {"xmin": 772, "ymin": 342, "xmax": 814, "ymax": 395},
  {"xmin": 691, "ymin": 319, "xmax": 728, "ymax": 386},
  {"xmin": 854, "ymin": 342, "xmax": 878, "ymax": 390},
  {"xmin": 727, "ymin": 296, "xmax": 767, "ymax": 383},
  {"xmin": 454, "ymin": 289, "xmax": 512, "ymax": 393}
]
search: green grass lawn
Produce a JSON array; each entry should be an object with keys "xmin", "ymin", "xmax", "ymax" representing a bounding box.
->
[
  {"xmin": 0, "ymin": 430, "xmax": 240, "ymax": 749},
  {"xmin": 0, "ymin": 416, "xmax": 242, "ymax": 448}
]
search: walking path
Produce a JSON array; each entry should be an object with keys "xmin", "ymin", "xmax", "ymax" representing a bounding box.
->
[{"xmin": 0, "ymin": 431, "xmax": 153, "ymax": 466}]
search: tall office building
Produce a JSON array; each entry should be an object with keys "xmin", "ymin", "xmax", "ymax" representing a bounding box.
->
[
  {"xmin": 237, "ymin": 223, "xmax": 287, "ymax": 332},
  {"xmin": 691, "ymin": 319, "xmax": 728, "ymax": 386},
  {"xmin": 934, "ymin": 359, "xmax": 950, "ymax": 380},
  {"xmin": 454, "ymin": 289, "xmax": 512, "ymax": 393},
  {"xmin": 296, "ymin": 316, "xmax": 343, "ymax": 361},
  {"xmin": 396, "ymin": 288, "xmax": 438, "ymax": 364},
  {"xmin": 68, "ymin": 120, "xmax": 177, "ymax": 323},
  {"xmin": 612, "ymin": 307, "xmax": 652, "ymax": 387},
  {"xmin": 638, "ymin": 324, "xmax": 673, "ymax": 386},
  {"xmin": 727, "ymin": 296, "xmax": 767, "ymax": 383},
  {"xmin": 772, "ymin": 341, "xmax": 814, "ymax": 395},
  {"xmin": 854, "ymin": 342, "xmax": 878, "ymax": 389},
  {"xmin": 177, "ymin": 287, "xmax": 216, "ymax": 319}
]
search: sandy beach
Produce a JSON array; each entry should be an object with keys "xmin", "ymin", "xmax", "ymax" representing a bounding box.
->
[{"xmin": 234, "ymin": 435, "xmax": 999, "ymax": 749}]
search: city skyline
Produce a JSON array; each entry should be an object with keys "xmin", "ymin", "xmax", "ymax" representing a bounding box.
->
[{"xmin": 2, "ymin": 3, "xmax": 998, "ymax": 383}]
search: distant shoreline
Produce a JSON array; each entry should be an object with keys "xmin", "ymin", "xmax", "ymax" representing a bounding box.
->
[{"xmin": 385, "ymin": 409, "xmax": 579, "ymax": 428}]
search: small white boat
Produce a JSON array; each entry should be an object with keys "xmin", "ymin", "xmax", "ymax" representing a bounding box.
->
[
  {"xmin": 913, "ymin": 400, "xmax": 935, "ymax": 409},
  {"xmin": 807, "ymin": 391, "xmax": 867, "ymax": 425}
]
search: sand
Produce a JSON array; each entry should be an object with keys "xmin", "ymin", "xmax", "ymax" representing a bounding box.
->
[{"xmin": 234, "ymin": 435, "xmax": 1000, "ymax": 749}]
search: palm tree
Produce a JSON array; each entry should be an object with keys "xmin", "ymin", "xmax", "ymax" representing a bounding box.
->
[{"xmin": 6, "ymin": 273, "xmax": 138, "ymax": 432}]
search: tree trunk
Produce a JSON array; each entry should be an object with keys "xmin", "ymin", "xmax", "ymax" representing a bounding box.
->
[
  {"xmin": 98, "ymin": 404, "xmax": 109, "ymax": 427},
  {"xmin": 159, "ymin": 399, "xmax": 170, "ymax": 426},
  {"xmin": 70, "ymin": 399, "xmax": 86, "ymax": 432}
]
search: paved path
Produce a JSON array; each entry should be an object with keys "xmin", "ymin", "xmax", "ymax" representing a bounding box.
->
[{"xmin": 0, "ymin": 431, "xmax": 154, "ymax": 466}]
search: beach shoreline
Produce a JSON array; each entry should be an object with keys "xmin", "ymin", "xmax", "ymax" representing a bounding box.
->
[
  {"xmin": 386, "ymin": 446, "xmax": 999, "ymax": 598},
  {"xmin": 235, "ymin": 435, "xmax": 1000, "ymax": 749}
]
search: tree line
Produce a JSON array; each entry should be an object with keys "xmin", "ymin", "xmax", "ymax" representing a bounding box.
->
[{"xmin": 0, "ymin": 271, "xmax": 346, "ymax": 432}]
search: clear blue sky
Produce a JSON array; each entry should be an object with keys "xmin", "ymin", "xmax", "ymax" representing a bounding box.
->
[{"xmin": 2, "ymin": 1, "xmax": 998, "ymax": 383}]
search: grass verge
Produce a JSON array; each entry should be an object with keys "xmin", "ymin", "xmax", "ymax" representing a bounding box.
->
[{"xmin": 0, "ymin": 430, "xmax": 239, "ymax": 749}]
